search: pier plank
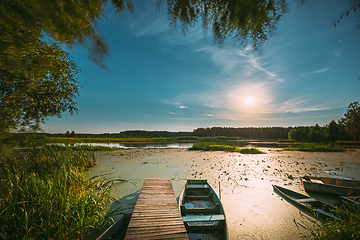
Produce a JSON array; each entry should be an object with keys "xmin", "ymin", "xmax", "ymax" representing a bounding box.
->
[{"xmin": 124, "ymin": 178, "xmax": 188, "ymax": 240}]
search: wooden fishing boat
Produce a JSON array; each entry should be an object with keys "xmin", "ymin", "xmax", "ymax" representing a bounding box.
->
[
  {"xmin": 339, "ymin": 196, "xmax": 360, "ymax": 212},
  {"xmin": 179, "ymin": 179, "xmax": 227, "ymax": 240},
  {"xmin": 96, "ymin": 214, "xmax": 130, "ymax": 240},
  {"xmin": 272, "ymin": 184, "xmax": 343, "ymax": 222},
  {"xmin": 300, "ymin": 176, "xmax": 360, "ymax": 196}
]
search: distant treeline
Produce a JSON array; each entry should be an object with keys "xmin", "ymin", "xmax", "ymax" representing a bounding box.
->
[
  {"xmin": 192, "ymin": 127, "xmax": 290, "ymax": 139},
  {"xmin": 12, "ymin": 123, "xmax": 354, "ymax": 143},
  {"xmin": 288, "ymin": 121, "xmax": 350, "ymax": 143},
  {"xmin": 47, "ymin": 130, "xmax": 192, "ymax": 138},
  {"xmin": 46, "ymin": 127, "xmax": 291, "ymax": 140}
]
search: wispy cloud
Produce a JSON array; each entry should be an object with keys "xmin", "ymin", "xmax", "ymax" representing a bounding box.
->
[
  {"xmin": 247, "ymin": 55, "xmax": 285, "ymax": 83},
  {"xmin": 198, "ymin": 46, "xmax": 285, "ymax": 85},
  {"xmin": 300, "ymin": 67, "xmax": 330, "ymax": 77},
  {"xmin": 127, "ymin": 3, "xmax": 169, "ymax": 37},
  {"xmin": 126, "ymin": 2, "xmax": 207, "ymax": 46},
  {"xmin": 333, "ymin": 48, "xmax": 342, "ymax": 57}
]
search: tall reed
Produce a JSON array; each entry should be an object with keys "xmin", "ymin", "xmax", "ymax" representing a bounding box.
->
[{"xmin": 0, "ymin": 145, "xmax": 111, "ymax": 239}]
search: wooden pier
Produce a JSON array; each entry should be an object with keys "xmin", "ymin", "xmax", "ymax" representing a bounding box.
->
[{"xmin": 124, "ymin": 178, "xmax": 188, "ymax": 240}]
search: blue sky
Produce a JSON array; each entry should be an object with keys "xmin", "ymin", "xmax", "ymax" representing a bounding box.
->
[{"xmin": 42, "ymin": 0, "xmax": 360, "ymax": 133}]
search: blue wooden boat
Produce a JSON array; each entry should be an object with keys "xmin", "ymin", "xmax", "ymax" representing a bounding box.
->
[
  {"xmin": 96, "ymin": 214, "xmax": 130, "ymax": 240},
  {"xmin": 273, "ymin": 184, "xmax": 343, "ymax": 222},
  {"xmin": 301, "ymin": 176, "xmax": 360, "ymax": 196},
  {"xmin": 179, "ymin": 179, "xmax": 227, "ymax": 240}
]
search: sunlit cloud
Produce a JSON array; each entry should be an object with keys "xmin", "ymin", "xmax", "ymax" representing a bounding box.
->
[{"xmin": 179, "ymin": 105, "xmax": 187, "ymax": 109}]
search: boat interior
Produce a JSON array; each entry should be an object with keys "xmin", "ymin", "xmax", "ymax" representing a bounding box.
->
[
  {"xmin": 180, "ymin": 181, "xmax": 226, "ymax": 239},
  {"xmin": 181, "ymin": 183, "xmax": 221, "ymax": 214}
]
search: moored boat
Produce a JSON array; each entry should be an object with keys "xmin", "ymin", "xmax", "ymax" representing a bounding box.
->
[
  {"xmin": 272, "ymin": 184, "xmax": 343, "ymax": 222},
  {"xmin": 179, "ymin": 179, "xmax": 227, "ymax": 240},
  {"xmin": 96, "ymin": 214, "xmax": 130, "ymax": 240},
  {"xmin": 300, "ymin": 176, "xmax": 360, "ymax": 196}
]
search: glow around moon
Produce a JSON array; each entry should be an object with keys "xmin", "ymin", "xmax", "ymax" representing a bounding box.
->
[{"xmin": 245, "ymin": 96, "xmax": 255, "ymax": 105}]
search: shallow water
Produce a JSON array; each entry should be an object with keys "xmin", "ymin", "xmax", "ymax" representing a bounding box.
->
[
  {"xmin": 89, "ymin": 148, "xmax": 360, "ymax": 239},
  {"xmin": 76, "ymin": 142, "xmax": 193, "ymax": 149}
]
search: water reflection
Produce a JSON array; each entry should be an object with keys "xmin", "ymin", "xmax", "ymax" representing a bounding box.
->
[{"xmin": 75, "ymin": 142, "xmax": 193, "ymax": 149}]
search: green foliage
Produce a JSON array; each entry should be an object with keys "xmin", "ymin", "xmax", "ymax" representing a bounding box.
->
[
  {"xmin": 189, "ymin": 142, "xmax": 235, "ymax": 151},
  {"xmin": 0, "ymin": 0, "xmax": 134, "ymax": 135},
  {"xmin": 0, "ymin": 42, "xmax": 80, "ymax": 132},
  {"xmin": 334, "ymin": 2, "xmax": 360, "ymax": 28},
  {"xmin": 160, "ymin": 0, "xmax": 288, "ymax": 49},
  {"xmin": 288, "ymin": 123, "xmax": 349, "ymax": 143},
  {"xmin": 311, "ymin": 211, "xmax": 360, "ymax": 240},
  {"xmin": 340, "ymin": 101, "xmax": 360, "ymax": 140},
  {"xmin": 0, "ymin": 146, "xmax": 112, "ymax": 239},
  {"xmin": 238, "ymin": 148, "xmax": 265, "ymax": 154},
  {"xmin": 193, "ymin": 127, "xmax": 290, "ymax": 139},
  {"xmin": 284, "ymin": 143, "xmax": 345, "ymax": 152},
  {"xmin": 0, "ymin": 0, "xmax": 133, "ymax": 67},
  {"xmin": 288, "ymin": 127, "xmax": 310, "ymax": 142},
  {"xmin": 189, "ymin": 142, "xmax": 264, "ymax": 154}
]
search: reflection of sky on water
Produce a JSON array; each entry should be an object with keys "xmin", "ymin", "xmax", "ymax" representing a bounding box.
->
[{"xmin": 75, "ymin": 142, "xmax": 193, "ymax": 149}]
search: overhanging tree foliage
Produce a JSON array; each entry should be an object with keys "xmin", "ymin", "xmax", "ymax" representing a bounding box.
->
[
  {"xmin": 0, "ymin": 0, "xmax": 134, "ymax": 135},
  {"xmin": 0, "ymin": 42, "xmax": 79, "ymax": 132},
  {"xmin": 160, "ymin": 0, "xmax": 288, "ymax": 49}
]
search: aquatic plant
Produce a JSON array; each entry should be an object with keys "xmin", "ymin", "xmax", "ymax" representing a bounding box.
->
[
  {"xmin": 189, "ymin": 143, "xmax": 264, "ymax": 154},
  {"xmin": 284, "ymin": 143, "xmax": 345, "ymax": 152},
  {"xmin": 238, "ymin": 148, "xmax": 265, "ymax": 154},
  {"xmin": 0, "ymin": 146, "xmax": 114, "ymax": 239}
]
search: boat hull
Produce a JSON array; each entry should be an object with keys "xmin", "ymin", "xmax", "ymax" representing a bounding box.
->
[
  {"xmin": 301, "ymin": 176, "xmax": 360, "ymax": 196},
  {"xmin": 179, "ymin": 179, "xmax": 227, "ymax": 240},
  {"xmin": 273, "ymin": 184, "xmax": 343, "ymax": 222},
  {"xmin": 96, "ymin": 214, "xmax": 131, "ymax": 240}
]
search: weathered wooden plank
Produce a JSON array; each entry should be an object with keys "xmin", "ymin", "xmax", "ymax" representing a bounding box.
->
[{"xmin": 124, "ymin": 178, "xmax": 188, "ymax": 240}]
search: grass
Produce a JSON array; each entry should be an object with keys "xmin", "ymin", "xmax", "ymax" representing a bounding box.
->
[
  {"xmin": 50, "ymin": 144, "xmax": 123, "ymax": 151},
  {"xmin": 0, "ymin": 145, "xmax": 118, "ymax": 239},
  {"xmin": 284, "ymin": 143, "xmax": 345, "ymax": 152},
  {"xmin": 310, "ymin": 211, "xmax": 360, "ymax": 240},
  {"xmin": 238, "ymin": 148, "xmax": 265, "ymax": 154},
  {"xmin": 189, "ymin": 143, "xmax": 265, "ymax": 154}
]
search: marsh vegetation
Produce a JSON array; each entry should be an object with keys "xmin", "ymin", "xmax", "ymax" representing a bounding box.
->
[
  {"xmin": 0, "ymin": 145, "xmax": 121, "ymax": 239},
  {"xmin": 189, "ymin": 142, "xmax": 265, "ymax": 154}
]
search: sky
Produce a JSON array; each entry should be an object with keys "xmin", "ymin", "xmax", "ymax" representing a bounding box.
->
[{"xmin": 42, "ymin": 0, "xmax": 360, "ymax": 133}]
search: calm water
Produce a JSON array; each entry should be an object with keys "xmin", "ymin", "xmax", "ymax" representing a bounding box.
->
[{"xmin": 75, "ymin": 142, "xmax": 193, "ymax": 149}]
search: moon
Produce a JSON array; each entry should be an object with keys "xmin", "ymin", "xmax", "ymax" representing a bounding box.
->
[{"xmin": 245, "ymin": 96, "xmax": 255, "ymax": 105}]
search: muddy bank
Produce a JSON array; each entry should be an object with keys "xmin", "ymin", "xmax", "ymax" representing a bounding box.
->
[{"xmin": 89, "ymin": 148, "xmax": 360, "ymax": 239}]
